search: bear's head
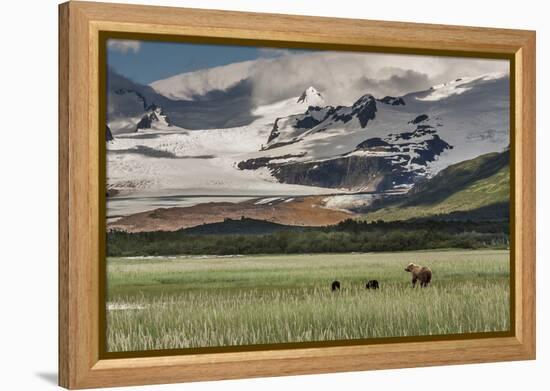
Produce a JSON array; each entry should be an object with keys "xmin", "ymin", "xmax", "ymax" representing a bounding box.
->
[{"xmin": 404, "ymin": 263, "xmax": 418, "ymax": 272}]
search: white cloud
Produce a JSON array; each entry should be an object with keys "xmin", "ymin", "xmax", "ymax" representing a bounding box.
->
[
  {"xmin": 150, "ymin": 50, "xmax": 509, "ymax": 107},
  {"xmin": 245, "ymin": 51, "xmax": 509, "ymax": 105},
  {"xmin": 107, "ymin": 39, "xmax": 141, "ymax": 54}
]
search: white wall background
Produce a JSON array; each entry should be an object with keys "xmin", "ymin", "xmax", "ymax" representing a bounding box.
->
[{"xmin": 1, "ymin": 0, "xmax": 547, "ymax": 389}]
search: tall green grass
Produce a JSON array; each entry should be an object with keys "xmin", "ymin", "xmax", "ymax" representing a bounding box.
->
[{"xmin": 106, "ymin": 250, "xmax": 510, "ymax": 352}]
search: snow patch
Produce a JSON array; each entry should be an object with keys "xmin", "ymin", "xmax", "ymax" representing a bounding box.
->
[
  {"xmin": 254, "ymin": 197, "xmax": 281, "ymax": 205},
  {"xmin": 417, "ymin": 72, "xmax": 506, "ymax": 102}
]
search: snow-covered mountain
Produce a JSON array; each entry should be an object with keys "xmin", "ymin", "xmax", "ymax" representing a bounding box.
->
[
  {"xmin": 106, "ymin": 68, "xmax": 258, "ymax": 132},
  {"xmin": 106, "ymin": 72, "xmax": 509, "ymax": 196},
  {"xmin": 237, "ymin": 73, "xmax": 509, "ymax": 191},
  {"xmin": 105, "ymin": 84, "xmax": 333, "ymax": 197},
  {"xmin": 296, "ymin": 86, "xmax": 324, "ymax": 106}
]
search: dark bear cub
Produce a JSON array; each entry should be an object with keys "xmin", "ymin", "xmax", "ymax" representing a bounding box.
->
[
  {"xmin": 365, "ymin": 280, "xmax": 379, "ymax": 289},
  {"xmin": 331, "ymin": 280, "xmax": 341, "ymax": 291}
]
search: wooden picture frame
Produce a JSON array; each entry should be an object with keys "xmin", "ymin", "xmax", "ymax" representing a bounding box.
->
[{"xmin": 59, "ymin": 1, "xmax": 536, "ymax": 389}]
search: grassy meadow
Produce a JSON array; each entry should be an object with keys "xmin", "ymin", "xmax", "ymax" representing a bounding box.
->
[{"xmin": 106, "ymin": 249, "xmax": 510, "ymax": 352}]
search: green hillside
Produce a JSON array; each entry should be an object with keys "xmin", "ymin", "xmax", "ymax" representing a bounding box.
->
[{"xmin": 362, "ymin": 150, "xmax": 510, "ymax": 221}]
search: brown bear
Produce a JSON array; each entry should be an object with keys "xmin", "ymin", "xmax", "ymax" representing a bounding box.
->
[{"xmin": 404, "ymin": 263, "xmax": 432, "ymax": 287}]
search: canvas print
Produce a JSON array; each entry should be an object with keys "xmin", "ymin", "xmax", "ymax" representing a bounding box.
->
[{"xmin": 105, "ymin": 38, "xmax": 511, "ymax": 353}]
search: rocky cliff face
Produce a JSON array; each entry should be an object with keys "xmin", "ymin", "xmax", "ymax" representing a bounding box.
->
[
  {"xmin": 106, "ymin": 125, "xmax": 114, "ymax": 142},
  {"xmin": 240, "ymin": 126, "xmax": 452, "ymax": 192},
  {"xmin": 269, "ymin": 155, "xmax": 413, "ymax": 191},
  {"xmin": 135, "ymin": 105, "xmax": 171, "ymax": 131},
  {"xmin": 378, "ymin": 96, "xmax": 406, "ymax": 106}
]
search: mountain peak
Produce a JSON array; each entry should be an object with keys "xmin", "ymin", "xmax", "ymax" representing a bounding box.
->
[{"xmin": 297, "ymin": 86, "xmax": 324, "ymax": 106}]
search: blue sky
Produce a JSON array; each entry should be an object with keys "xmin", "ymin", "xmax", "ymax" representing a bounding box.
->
[
  {"xmin": 106, "ymin": 39, "xmax": 508, "ymax": 106},
  {"xmin": 107, "ymin": 39, "xmax": 301, "ymax": 85}
]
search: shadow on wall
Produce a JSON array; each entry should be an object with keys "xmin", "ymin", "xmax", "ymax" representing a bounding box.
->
[{"xmin": 35, "ymin": 372, "xmax": 57, "ymax": 386}]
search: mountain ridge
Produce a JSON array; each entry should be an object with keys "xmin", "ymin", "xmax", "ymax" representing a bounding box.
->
[
  {"xmin": 360, "ymin": 149, "xmax": 510, "ymax": 221},
  {"xmin": 235, "ymin": 73, "xmax": 508, "ymax": 192},
  {"xmin": 106, "ymin": 70, "xmax": 509, "ymax": 198}
]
